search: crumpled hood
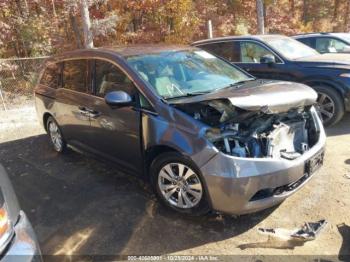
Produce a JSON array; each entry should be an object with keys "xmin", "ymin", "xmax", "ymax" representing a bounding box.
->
[
  {"xmin": 295, "ymin": 53, "xmax": 350, "ymax": 70},
  {"xmin": 170, "ymin": 80, "xmax": 317, "ymax": 113}
]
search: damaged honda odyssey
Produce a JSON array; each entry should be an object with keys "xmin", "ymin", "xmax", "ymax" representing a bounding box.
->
[{"xmin": 35, "ymin": 46, "xmax": 326, "ymax": 215}]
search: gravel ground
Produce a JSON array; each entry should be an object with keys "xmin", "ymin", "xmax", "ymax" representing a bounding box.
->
[{"xmin": 0, "ymin": 106, "xmax": 349, "ymax": 261}]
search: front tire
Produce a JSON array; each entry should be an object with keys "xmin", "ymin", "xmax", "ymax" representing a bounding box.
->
[
  {"xmin": 313, "ymin": 85, "xmax": 344, "ymax": 126},
  {"xmin": 46, "ymin": 116, "xmax": 66, "ymax": 153},
  {"xmin": 150, "ymin": 152, "xmax": 210, "ymax": 216}
]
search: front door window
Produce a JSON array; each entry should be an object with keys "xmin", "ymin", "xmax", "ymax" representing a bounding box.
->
[
  {"xmin": 95, "ymin": 60, "xmax": 135, "ymax": 98},
  {"xmin": 240, "ymin": 42, "xmax": 276, "ymax": 63}
]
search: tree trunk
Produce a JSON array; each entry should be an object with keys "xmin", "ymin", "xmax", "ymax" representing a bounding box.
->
[
  {"xmin": 70, "ymin": 12, "xmax": 83, "ymax": 49},
  {"xmin": 333, "ymin": 0, "xmax": 340, "ymax": 19},
  {"xmin": 80, "ymin": 0, "xmax": 94, "ymax": 48},
  {"xmin": 344, "ymin": 0, "xmax": 350, "ymax": 31},
  {"xmin": 303, "ymin": 0, "xmax": 308, "ymax": 24},
  {"xmin": 256, "ymin": 0, "xmax": 264, "ymax": 34},
  {"xmin": 332, "ymin": 0, "xmax": 340, "ymax": 30},
  {"xmin": 51, "ymin": 0, "xmax": 57, "ymax": 17},
  {"xmin": 289, "ymin": 0, "xmax": 295, "ymax": 16}
]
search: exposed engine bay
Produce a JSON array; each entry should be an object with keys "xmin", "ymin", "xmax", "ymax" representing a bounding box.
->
[{"xmin": 175, "ymin": 99, "xmax": 320, "ymax": 159}]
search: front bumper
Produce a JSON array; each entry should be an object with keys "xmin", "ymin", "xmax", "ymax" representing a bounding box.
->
[
  {"xmin": 200, "ymin": 107, "xmax": 326, "ymax": 215},
  {"xmin": 2, "ymin": 211, "xmax": 42, "ymax": 262}
]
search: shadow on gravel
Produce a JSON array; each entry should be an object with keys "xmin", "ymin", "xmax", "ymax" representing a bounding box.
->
[
  {"xmin": 0, "ymin": 135, "xmax": 275, "ymax": 256},
  {"xmin": 338, "ymin": 223, "xmax": 350, "ymax": 261},
  {"xmin": 326, "ymin": 114, "xmax": 350, "ymax": 137},
  {"xmin": 237, "ymin": 239, "xmax": 307, "ymax": 250}
]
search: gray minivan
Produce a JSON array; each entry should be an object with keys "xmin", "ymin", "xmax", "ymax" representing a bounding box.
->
[{"xmin": 35, "ymin": 45, "xmax": 326, "ymax": 215}]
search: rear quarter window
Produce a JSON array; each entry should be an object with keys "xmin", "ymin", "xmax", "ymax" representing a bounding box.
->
[
  {"xmin": 62, "ymin": 60, "xmax": 88, "ymax": 93},
  {"xmin": 40, "ymin": 63, "xmax": 61, "ymax": 88}
]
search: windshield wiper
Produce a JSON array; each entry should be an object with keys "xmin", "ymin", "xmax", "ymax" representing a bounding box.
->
[
  {"xmin": 165, "ymin": 91, "xmax": 211, "ymax": 100},
  {"xmin": 165, "ymin": 78, "xmax": 255, "ymax": 100},
  {"xmin": 211, "ymin": 78, "xmax": 256, "ymax": 92},
  {"xmin": 231, "ymin": 78, "xmax": 256, "ymax": 86}
]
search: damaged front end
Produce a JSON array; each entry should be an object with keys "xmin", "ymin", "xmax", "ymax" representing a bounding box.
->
[
  {"xmin": 173, "ymin": 83, "xmax": 320, "ymax": 161},
  {"xmin": 171, "ymin": 82, "xmax": 326, "ymax": 214}
]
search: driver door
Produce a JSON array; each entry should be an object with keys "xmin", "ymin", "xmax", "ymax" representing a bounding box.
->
[{"xmin": 86, "ymin": 59, "xmax": 143, "ymax": 174}]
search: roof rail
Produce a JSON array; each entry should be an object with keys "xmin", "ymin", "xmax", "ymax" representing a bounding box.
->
[{"xmin": 294, "ymin": 32, "xmax": 331, "ymax": 36}]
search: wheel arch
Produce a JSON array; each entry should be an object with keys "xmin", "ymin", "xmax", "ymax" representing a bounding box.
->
[
  {"xmin": 302, "ymin": 79, "xmax": 345, "ymax": 98},
  {"xmin": 146, "ymin": 148, "xmax": 213, "ymax": 213},
  {"xmin": 43, "ymin": 112, "xmax": 53, "ymax": 131},
  {"xmin": 144, "ymin": 145, "xmax": 180, "ymax": 177}
]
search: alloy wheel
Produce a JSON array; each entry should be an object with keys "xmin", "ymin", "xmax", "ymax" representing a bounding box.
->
[
  {"xmin": 48, "ymin": 121, "xmax": 63, "ymax": 152},
  {"xmin": 316, "ymin": 92, "xmax": 335, "ymax": 123},
  {"xmin": 158, "ymin": 163, "xmax": 203, "ymax": 209}
]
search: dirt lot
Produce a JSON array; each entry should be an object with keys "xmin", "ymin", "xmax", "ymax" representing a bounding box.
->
[{"xmin": 0, "ymin": 106, "xmax": 349, "ymax": 260}]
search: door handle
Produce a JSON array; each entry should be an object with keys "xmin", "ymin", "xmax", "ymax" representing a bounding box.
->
[
  {"xmin": 85, "ymin": 108, "xmax": 101, "ymax": 118},
  {"xmin": 88, "ymin": 111, "xmax": 101, "ymax": 118},
  {"xmin": 78, "ymin": 106, "xmax": 89, "ymax": 115},
  {"xmin": 78, "ymin": 107, "xmax": 100, "ymax": 118}
]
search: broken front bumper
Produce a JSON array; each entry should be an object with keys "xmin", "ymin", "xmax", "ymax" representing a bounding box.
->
[{"xmin": 200, "ymin": 108, "xmax": 326, "ymax": 215}]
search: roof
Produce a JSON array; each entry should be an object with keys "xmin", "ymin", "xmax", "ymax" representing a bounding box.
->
[
  {"xmin": 102, "ymin": 44, "xmax": 192, "ymax": 56},
  {"xmin": 293, "ymin": 32, "xmax": 350, "ymax": 39},
  {"xmin": 51, "ymin": 44, "xmax": 192, "ymax": 61},
  {"xmin": 192, "ymin": 34, "xmax": 288, "ymax": 45}
]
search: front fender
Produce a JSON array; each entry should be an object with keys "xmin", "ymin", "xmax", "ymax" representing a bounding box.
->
[{"xmin": 141, "ymin": 112, "xmax": 217, "ymax": 168}]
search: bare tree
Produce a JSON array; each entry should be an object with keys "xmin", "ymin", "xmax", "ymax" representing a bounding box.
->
[
  {"xmin": 345, "ymin": 0, "xmax": 350, "ymax": 32},
  {"xmin": 80, "ymin": 0, "xmax": 94, "ymax": 48},
  {"xmin": 256, "ymin": 0, "xmax": 265, "ymax": 34}
]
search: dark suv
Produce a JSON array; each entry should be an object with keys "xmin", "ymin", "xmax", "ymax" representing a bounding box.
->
[
  {"xmin": 192, "ymin": 35, "xmax": 350, "ymax": 125},
  {"xmin": 35, "ymin": 46, "xmax": 325, "ymax": 215},
  {"xmin": 293, "ymin": 33, "xmax": 350, "ymax": 54}
]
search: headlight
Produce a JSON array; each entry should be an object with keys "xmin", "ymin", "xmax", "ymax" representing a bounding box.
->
[
  {"xmin": 339, "ymin": 73, "xmax": 350, "ymax": 78},
  {"xmin": 0, "ymin": 194, "xmax": 13, "ymax": 252},
  {"xmin": 0, "ymin": 207, "xmax": 10, "ymax": 237}
]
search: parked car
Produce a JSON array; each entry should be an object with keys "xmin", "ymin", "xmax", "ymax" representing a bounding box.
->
[
  {"xmin": 0, "ymin": 164, "xmax": 42, "ymax": 261},
  {"xmin": 192, "ymin": 34, "xmax": 350, "ymax": 126},
  {"xmin": 35, "ymin": 46, "xmax": 325, "ymax": 215},
  {"xmin": 293, "ymin": 33, "xmax": 350, "ymax": 54}
]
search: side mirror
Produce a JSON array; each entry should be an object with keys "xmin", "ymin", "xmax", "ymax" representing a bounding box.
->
[
  {"xmin": 260, "ymin": 54, "xmax": 276, "ymax": 64},
  {"xmin": 343, "ymin": 46, "xmax": 350, "ymax": 52},
  {"xmin": 104, "ymin": 91, "xmax": 132, "ymax": 106}
]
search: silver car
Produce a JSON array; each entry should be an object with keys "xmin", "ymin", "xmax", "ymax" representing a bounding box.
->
[
  {"xmin": 35, "ymin": 46, "xmax": 326, "ymax": 215},
  {"xmin": 0, "ymin": 165, "xmax": 42, "ymax": 261}
]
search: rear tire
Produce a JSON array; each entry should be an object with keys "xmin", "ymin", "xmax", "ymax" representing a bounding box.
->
[
  {"xmin": 313, "ymin": 85, "xmax": 344, "ymax": 126},
  {"xmin": 46, "ymin": 116, "xmax": 66, "ymax": 153},
  {"xmin": 150, "ymin": 152, "xmax": 210, "ymax": 216}
]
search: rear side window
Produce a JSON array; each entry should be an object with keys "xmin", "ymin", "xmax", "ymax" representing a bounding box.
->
[
  {"xmin": 315, "ymin": 37, "xmax": 348, "ymax": 53},
  {"xmin": 94, "ymin": 60, "xmax": 135, "ymax": 98},
  {"xmin": 40, "ymin": 63, "xmax": 61, "ymax": 88},
  {"xmin": 298, "ymin": 38, "xmax": 313, "ymax": 47},
  {"xmin": 62, "ymin": 60, "xmax": 88, "ymax": 93},
  {"xmin": 199, "ymin": 42, "xmax": 240, "ymax": 62}
]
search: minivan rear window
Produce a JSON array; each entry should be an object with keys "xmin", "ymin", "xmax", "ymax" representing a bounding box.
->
[
  {"xmin": 62, "ymin": 60, "xmax": 88, "ymax": 93},
  {"xmin": 40, "ymin": 63, "xmax": 61, "ymax": 88}
]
